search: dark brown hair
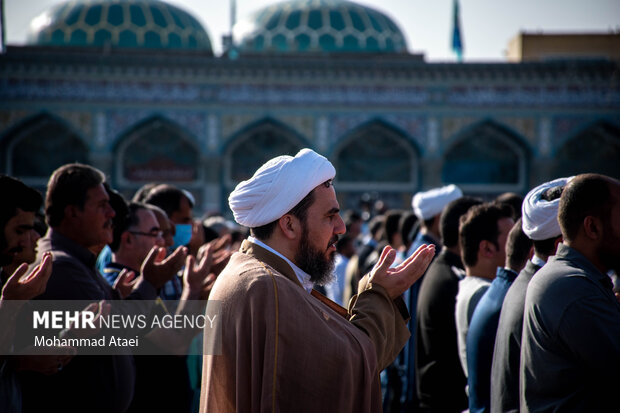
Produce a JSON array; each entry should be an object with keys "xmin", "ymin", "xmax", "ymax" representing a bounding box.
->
[{"xmin": 45, "ymin": 163, "xmax": 105, "ymax": 227}]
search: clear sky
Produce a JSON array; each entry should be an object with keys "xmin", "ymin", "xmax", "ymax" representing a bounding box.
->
[{"xmin": 5, "ymin": 0, "xmax": 620, "ymax": 61}]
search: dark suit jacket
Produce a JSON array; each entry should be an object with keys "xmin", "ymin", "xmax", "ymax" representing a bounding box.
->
[
  {"xmin": 20, "ymin": 229, "xmax": 157, "ymax": 413},
  {"xmin": 415, "ymin": 249, "xmax": 468, "ymax": 413},
  {"xmin": 490, "ymin": 260, "xmax": 540, "ymax": 413}
]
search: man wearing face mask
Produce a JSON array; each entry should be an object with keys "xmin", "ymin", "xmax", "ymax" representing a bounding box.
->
[{"xmin": 143, "ymin": 184, "xmax": 198, "ymax": 301}]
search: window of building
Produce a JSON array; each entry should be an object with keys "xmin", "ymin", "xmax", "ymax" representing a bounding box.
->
[
  {"xmin": 116, "ymin": 117, "xmax": 199, "ymax": 185},
  {"xmin": 225, "ymin": 119, "xmax": 304, "ymax": 188},
  {"xmin": 442, "ymin": 121, "xmax": 528, "ymax": 193},
  {"xmin": 334, "ymin": 120, "xmax": 418, "ymax": 209},
  {"xmin": 552, "ymin": 121, "xmax": 620, "ymax": 179},
  {"xmin": 2, "ymin": 114, "xmax": 89, "ymax": 190}
]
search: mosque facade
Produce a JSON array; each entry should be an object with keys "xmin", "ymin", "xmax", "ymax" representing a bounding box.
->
[{"xmin": 1, "ymin": 0, "xmax": 619, "ymax": 213}]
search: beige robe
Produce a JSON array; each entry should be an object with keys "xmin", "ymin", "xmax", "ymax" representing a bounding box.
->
[{"xmin": 200, "ymin": 240, "xmax": 410, "ymax": 412}]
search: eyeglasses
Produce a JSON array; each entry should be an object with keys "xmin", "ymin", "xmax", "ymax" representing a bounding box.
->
[{"xmin": 129, "ymin": 230, "xmax": 163, "ymax": 238}]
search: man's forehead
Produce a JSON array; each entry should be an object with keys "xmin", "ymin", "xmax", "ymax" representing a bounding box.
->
[
  {"xmin": 86, "ymin": 184, "xmax": 109, "ymax": 201},
  {"xmin": 8, "ymin": 208, "xmax": 35, "ymax": 225},
  {"xmin": 312, "ymin": 182, "xmax": 340, "ymax": 210},
  {"xmin": 137, "ymin": 208, "xmax": 158, "ymax": 226},
  {"xmin": 499, "ymin": 217, "xmax": 515, "ymax": 231}
]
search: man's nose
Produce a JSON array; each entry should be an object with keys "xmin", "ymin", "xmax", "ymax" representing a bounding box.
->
[
  {"xmin": 106, "ymin": 204, "xmax": 116, "ymax": 219},
  {"xmin": 29, "ymin": 229, "xmax": 41, "ymax": 243},
  {"xmin": 335, "ymin": 214, "xmax": 346, "ymax": 235},
  {"xmin": 155, "ymin": 233, "xmax": 165, "ymax": 248}
]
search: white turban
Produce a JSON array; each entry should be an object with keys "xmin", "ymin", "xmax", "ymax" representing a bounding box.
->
[
  {"xmin": 412, "ymin": 184, "xmax": 463, "ymax": 220},
  {"xmin": 229, "ymin": 148, "xmax": 335, "ymax": 228},
  {"xmin": 522, "ymin": 176, "xmax": 573, "ymax": 240}
]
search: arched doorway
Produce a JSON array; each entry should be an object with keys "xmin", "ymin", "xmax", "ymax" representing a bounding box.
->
[
  {"xmin": 333, "ymin": 120, "xmax": 419, "ymax": 210},
  {"xmin": 2, "ymin": 113, "xmax": 89, "ymax": 191},
  {"xmin": 223, "ymin": 118, "xmax": 306, "ymax": 212},
  {"xmin": 552, "ymin": 121, "xmax": 620, "ymax": 179},
  {"xmin": 442, "ymin": 120, "xmax": 529, "ymax": 195}
]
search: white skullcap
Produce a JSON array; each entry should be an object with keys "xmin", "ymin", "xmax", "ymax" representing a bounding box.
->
[
  {"xmin": 522, "ymin": 176, "xmax": 573, "ymax": 240},
  {"xmin": 412, "ymin": 184, "xmax": 463, "ymax": 220},
  {"xmin": 228, "ymin": 148, "xmax": 335, "ymax": 228}
]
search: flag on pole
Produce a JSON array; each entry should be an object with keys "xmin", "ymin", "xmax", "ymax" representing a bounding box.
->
[
  {"xmin": 0, "ymin": 0, "xmax": 5, "ymax": 54},
  {"xmin": 451, "ymin": 0, "xmax": 464, "ymax": 61}
]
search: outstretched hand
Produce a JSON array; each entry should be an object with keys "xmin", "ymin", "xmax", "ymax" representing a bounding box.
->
[
  {"xmin": 183, "ymin": 245, "xmax": 214, "ymax": 293},
  {"xmin": 368, "ymin": 244, "xmax": 435, "ymax": 299},
  {"xmin": 1, "ymin": 252, "xmax": 53, "ymax": 300},
  {"xmin": 198, "ymin": 234, "xmax": 233, "ymax": 276},
  {"xmin": 141, "ymin": 246, "xmax": 188, "ymax": 289},
  {"xmin": 65, "ymin": 300, "xmax": 111, "ymax": 339},
  {"xmin": 113, "ymin": 269, "xmax": 138, "ymax": 299}
]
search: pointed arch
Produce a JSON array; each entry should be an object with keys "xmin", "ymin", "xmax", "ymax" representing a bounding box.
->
[
  {"xmin": 223, "ymin": 117, "xmax": 308, "ymax": 187},
  {"xmin": 1, "ymin": 113, "xmax": 89, "ymax": 187},
  {"xmin": 332, "ymin": 119, "xmax": 419, "ymax": 209},
  {"xmin": 114, "ymin": 116, "xmax": 201, "ymax": 185},
  {"xmin": 332, "ymin": 119, "xmax": 419, "ymax": 188},
  {"xmin": 551, "ymin": 120, "xmax": 620, "ymax": 179},
  {"xmin": 442, "ymin": 119, "xmax": 530, "ymax": 193}
]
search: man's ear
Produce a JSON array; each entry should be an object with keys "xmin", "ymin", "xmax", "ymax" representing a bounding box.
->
[
  {"xmin": 65, "ymin": 204, "xmax": 79, "ymax": 220},
  {"xmin": 583, "ymin": 216, "xmax": 603, "ymax": 240},
  {"xmin": 479, "ymin": 240, "xmax": 495, "ymax": 258},
  {"xmin": 121, "ymin": 231, "xmax": 132, "ymax": 246},
  {"xmin": 553, "ymin": 236, "xmax": 563, "ymax": 254},
  {"xmin": 278, "ymin": 214, "xmax": 300, "ymax": 240}
]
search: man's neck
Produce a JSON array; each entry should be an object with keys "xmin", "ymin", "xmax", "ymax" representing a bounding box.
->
[
  {"xmin": 248, "ymin": 236, "xmax": 314, "ymax": 293},
  {"xmin": 532, "ymin": 253, "xmax": 548, "ymax": 266},
  {"xmin": 564, "ymin": 239, "xmax": 608, "ymax": 275},
  {"xmin": 465, "ymin": 262, "xmax": 496, "ymax": 280},
  {"xmin": 254, "ymin": 236, "xmax": 298, "ymax": 266},
  {"xmin": 111, "ymin": 252, "xmax": 141, "ymax": 273},
  {"xmin": 53, "ymin": 225, "xmax": 90, "ymax": 250},
  {"xmin": 419, "ymin": 228, "xmax": 440, "ymax": 244}
]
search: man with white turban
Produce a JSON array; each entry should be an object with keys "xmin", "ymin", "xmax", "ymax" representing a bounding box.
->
[
  {"xmin": 520, "ymin": 174, "xmax": 620, "ymax": 411},
  {"xmin": 392, "ymin": 184, "xmax": 462, "ymax": 410},
  {"xmin": 200, "ymin": 148, "xmax": 435, "ymax": 412},
  {"xmin": 491, "ymin": 176, "xmax": 572, "ymax": 413}
]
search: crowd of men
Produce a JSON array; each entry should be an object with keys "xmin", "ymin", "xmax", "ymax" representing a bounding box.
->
[{"xmin": 1, "ymin": 151, "xmax": 619, "ymax": 413}]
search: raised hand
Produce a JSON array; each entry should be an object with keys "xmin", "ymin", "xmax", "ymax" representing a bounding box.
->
[
  {"xmin": 368, "ymin": 244, "xmax": 435, "ymax": 299},
  {"xmin": 140, "ymin": 246, "xmax": 187, "ymax": 289},
  {"xmin": 182, "ymin": 245, "xmax": 215, "ymax": 299},
  {"xmin": 188, "ymin": 219, "xmax": 206, "ymax": 257},
  {"xmin": 112, "ymin": 268, "xmax": 138, "ymax": 299},
  {"xmin": 198, "ymin": 234, "xmax": 233, "ymax": 276},
  {"xmin": 1, "ymin": 252, "xmax": 53, "ymax": 300},
  {"xmin": 63, "ymin": 300, "xmax": 111, "ymax": 339}
]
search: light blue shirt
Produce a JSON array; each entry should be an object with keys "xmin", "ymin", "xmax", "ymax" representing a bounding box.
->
[{"xmin": 247, "ymin": 236, "xmax": 314, "ymax": 293}]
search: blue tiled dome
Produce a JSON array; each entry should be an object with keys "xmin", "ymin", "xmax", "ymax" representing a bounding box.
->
[
  {"xmin": 234, "ymin": 0, "xmax": 408, "ymax": 54},
  {"xmin": 27, "ymin": 0, "xmax": 213, "ymax": 53}
]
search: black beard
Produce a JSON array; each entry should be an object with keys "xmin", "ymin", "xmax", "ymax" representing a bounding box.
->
[{"xmin": 294, "ymin": 223, "xmax": 336, "ymax": 286}]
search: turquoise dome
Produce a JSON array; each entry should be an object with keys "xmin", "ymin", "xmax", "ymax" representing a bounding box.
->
[
  {"xmin": 233, "ymin": 0, "xmax": 408, "ymax": 54},
  {"xmin": 27, "ymin": 0, "xmax": 213, "ymax": 53}
]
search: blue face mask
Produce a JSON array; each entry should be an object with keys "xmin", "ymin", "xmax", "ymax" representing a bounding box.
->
[{"xmin": 172, "ymin": 224, "xmax": 192, "ymax": 249}]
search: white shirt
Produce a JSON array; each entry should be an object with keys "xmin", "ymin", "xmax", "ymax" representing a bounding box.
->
[
  {"xmin": 531, "ymin": 254, "xmax": 547, "ymax": 268},
  {"xmin": 455, "ymin": 275, "xmax": 492, "ymax": 376},
  {"xmin": 247, "ymin": 236, "xmax": 314, "ymax": 293}
]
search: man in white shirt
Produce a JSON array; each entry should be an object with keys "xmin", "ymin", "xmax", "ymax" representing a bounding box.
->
[{"xmin": 455, "ymin": 202, "xmax": 514, "ymax": 376}]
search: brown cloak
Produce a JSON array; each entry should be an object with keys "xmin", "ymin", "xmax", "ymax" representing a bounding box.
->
[{"xmin": 200, "ymin": 240, "xmax": 410, "ymax": 412}]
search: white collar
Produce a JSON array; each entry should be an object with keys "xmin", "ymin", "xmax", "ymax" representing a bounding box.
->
[
  {"xmin": 531, "ymin": 254, "xmax": 547, "ymax": 268},
  {"xmin": 247, "ymin": 236, "xmax": 314, "ymax": 293}
]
